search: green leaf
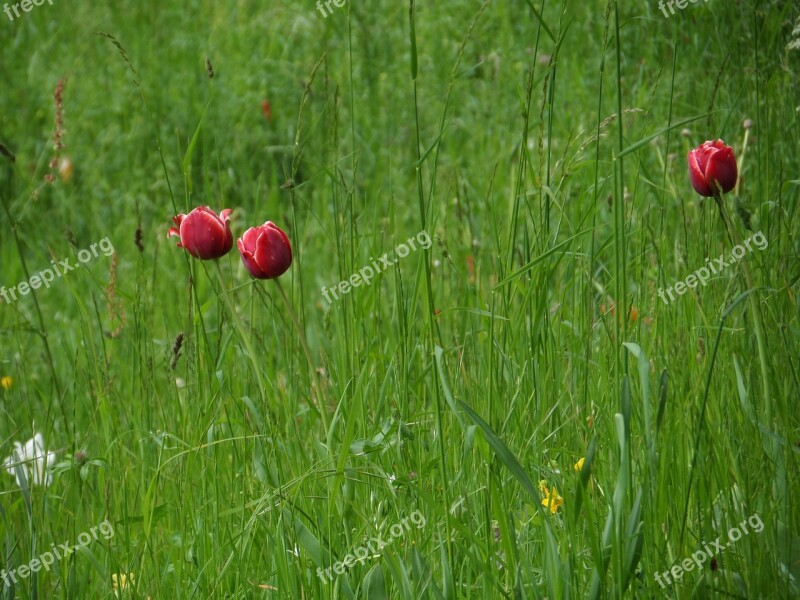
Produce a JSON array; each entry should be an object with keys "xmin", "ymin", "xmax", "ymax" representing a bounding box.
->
[
  {"xmin": 289, "ymin": 511, "xmax": 324, "ymax": 566},
  {"xmin": 494, "ymin": 228, "xmax": 593, "ymax": 289},
  {"xmin": 73, "ymin": 544, "xmax": 107, "ymax": 581},
  {"xmin": 382, "ymin": 551, "xmax": 414, "ymax": 599},
  {"xmin": 181, "ymin": 98, "xmax": 213, "ymax": 193},
  {"xmin": 522, "ymin": 0, "xmax": 556, "ymax": 42},
  {"xmin": 408, "ymin": 1, "xmax": 418, "ymax": 80},
  {"xmin": 656, "ymin": 369, "xmax": 668, "ymax": 436},
  {"xmin": 0, "ymin": 499, "xmax": 16, "ymax": 600},
  {"xmin": 457, "ymin": 401, "xmax": 544, "ymax": 513},
  {"xmin": 615, "ymin": 114, "xmax": 708, "ymax": 159},
  {"xmin": 410, "ymin": 548, "xmax": 445, "ymax": 600},
  {"xmin": 618, "ymin": 490, "xmax": 644, "ymax": 594},
  {"xmin": 571, "ymin": 436, "xmax": 597, "ymax": 520},
  {"xmin": 435, "ymin": 347, "xmax": 466, "ymax": 430},
  {"xmin": 363, "ymin": 564, "xmax": 387, "ymax": 600},
  {"xmin": 10, "ymin": 451, "xmax": 32, "ymax": 518}
]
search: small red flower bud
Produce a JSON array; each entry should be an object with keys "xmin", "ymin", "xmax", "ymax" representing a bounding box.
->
[
  {"xmin": 168, "ymin": 206, "xmax": 233, "ymax": 260},
  {"xmin": 237, "ymin": 221, "xmax": 293, "ymax": 279},
  {"xmin": 687, "ymin": 140, "xmax": 738, "ymax": 197}
]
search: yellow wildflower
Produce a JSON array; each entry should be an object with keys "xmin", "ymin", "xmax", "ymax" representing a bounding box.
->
[
  {"xmin": 574, "ymin": 457, "xmax": 585, "ymax": 473},
  {"xmin": 112, "ymin": 572, "xmax": 134, "ymax": 592},
  {"xmin": 1, "ymin": 376, "xmax": 12, "ymax": 390},
  {"xmin": 539, "ymin": 480, "xmax": 564, "ymax": 514}
]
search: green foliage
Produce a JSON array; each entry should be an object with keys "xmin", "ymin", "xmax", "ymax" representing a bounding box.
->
[{"xmin": 0, "ymin": 0, "xmax": 797, "ymax": 597}]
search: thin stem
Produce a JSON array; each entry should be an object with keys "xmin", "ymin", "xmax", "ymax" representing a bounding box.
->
[
  {"xmin": 272, "ymin": 278, "xmax": 330, "ymax": 440},
  {"xmin": 409, "ymin": 0, "xmax": 454, "ymax": 570},
  {"xmin": 213, "ymin": 262, "xmax": 267, "ymax": 400},
  {"xmin": 735, "ymin": 127, "xmax": 750, "ymax": 197},
  {"xmin": 713, "ymin": 195, "xmax": 772, "ymax": 420},
  {"xmin": 0, "ymin": 190, "xmax": 63, "ymax": 407}
]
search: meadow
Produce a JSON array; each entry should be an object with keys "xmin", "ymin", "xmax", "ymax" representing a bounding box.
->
[{"xmin": 0, "ymin": 0, "xmax": 798, "ymax": 598}]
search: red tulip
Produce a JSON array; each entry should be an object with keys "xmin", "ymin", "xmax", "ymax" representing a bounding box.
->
[
  {"xmin": 687, "ymin": 140, "xmax": 738, "ymax": 197},
  {"xmin": 237, "ymin": 221, "xmax": 293, "ymax": 279},
  {"xmin": 168, "ymin": 206, "xmax": 233, "ymax": 260}
]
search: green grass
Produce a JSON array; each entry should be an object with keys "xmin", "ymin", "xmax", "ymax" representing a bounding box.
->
[{"xmin": 0, "ymin": 0, "xmax": 798, "ymax": 597}]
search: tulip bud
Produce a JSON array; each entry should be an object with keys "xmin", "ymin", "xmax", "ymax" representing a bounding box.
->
[
  {"xmin": 687, "ymin": 139, "xmax": 738, "ymax": 197},
  {"xmin": 168, "ymin": 206, "xmax": 234, "ymax": 260},
  {"xmin": 237, "ymin": 221, "xmax": 293, "ymax": 279}
]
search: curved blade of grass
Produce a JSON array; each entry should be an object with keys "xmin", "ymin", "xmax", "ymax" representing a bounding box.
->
[
  {"xmin": 439, "ymin": 540, "xmax": 454, "ymax": 600},
  {"xmin": 615, "ymin": 113, "xmax": 709, "ymax": 159},
  {"xmin": 679, "ymin": 289, "xmax": 754, "ymax": 550},
  {"xmin": 435, "ymin": 347, "xmax": 465, "ymax": 430},
  {"xmin": 611, "ymin": 489, "xmax": 643, "ymax": 595},
  {"xmin": 74, "ymin": 544, "xmax": 106, "ymax": 585},
  {"xmin": 408, "ymin": 1, "xmax": 417, "ymax": 80},
  {"xmin": 571, "ymin": 436, "xmax": 597, "ymax": 521},
  {"xmin": 457, "ymin": 401, "xmax": 549, "ymax": 521},
  {"xmin": 181, "ymin": 98, "xmax": 212, "ymax": 195},
  {"xmin": 494, "ymin": 228, "xmax": 593, "ymax": 290},
  {"xmin": 382, "ymin": 552, "xmax": 414, "ymax": 599},
  {"xmin": 363, "ymin": 563, "xmax": 387, "ymax": 600},
  {"xmin": 623, "ymin": 343, "xmax": 656, "ymax": 496},
  {"xmin": 10, "ymin": 452, "xmax": 31, "ymax": 518},
  {"xmin": 410, "ymin": 547, "xmax": 445, "ymax": 600},
  {"xmin": 656, "ymin": 369, "xmax": 669, "ymax": 436},
  {"xmin": 589, "ymin": 411, "xmax": 630, "ymax": 599},
  {"xmin": 522, "ymin": 0, "xmax": 556, "ymax": 43},
  {"xmin": 0, "ymin": 500, "xmax": 15, "ymax": 600}
]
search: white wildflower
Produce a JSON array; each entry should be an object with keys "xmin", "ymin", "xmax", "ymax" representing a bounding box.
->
[
  {"xmin": 788, "ymin": 17, "xmax": 800, "ymax": 51},
  {"xmin": 4, "ymin": 433, "xmax": 57, "ymax": 487}
]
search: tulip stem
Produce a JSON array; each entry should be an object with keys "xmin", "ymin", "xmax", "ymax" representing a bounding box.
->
[
  {"xmin": 714, "ymin": 194, "xmax": 772, "ymax": 421},
  {"xmin": 213, "ymin": 263, "xmax": 269, "ymax": 400},
  {"xmin": 713, "ymin": 194, "xmax": 737, "ymax": 247},
  {"xmin": 273, "ymin": 278, "xmax": 330, "ymax": 439}
]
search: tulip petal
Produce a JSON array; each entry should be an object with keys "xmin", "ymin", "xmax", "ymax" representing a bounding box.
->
[
  {"xmin": 237, "ymin": 234, "xmax": 261, "ymax": 275},
  {"xmin": 705, "ymin": 145, "xmax": 738, "ymax": 195},
  {"xmin": 688, "ymin": 150, "xmax": 714, "ymax": 196},
  {"xmin": 240, "ymin": 226, "xmax": 261, "ymax": 250}
]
